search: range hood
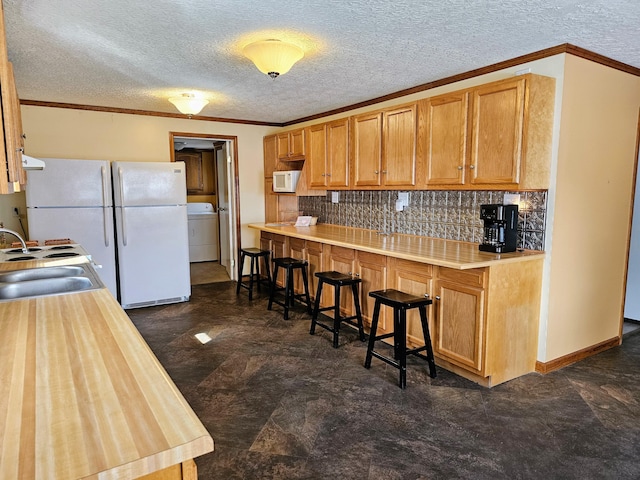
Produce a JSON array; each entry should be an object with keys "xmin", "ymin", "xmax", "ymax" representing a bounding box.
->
[{"xmin": 22, "ymin": 154, "xmax": 46, "ymax": 170}]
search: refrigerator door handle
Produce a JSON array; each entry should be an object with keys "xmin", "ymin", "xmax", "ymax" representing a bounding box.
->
[
  {"xmin": 118, "ymin": 167, "xmax": 127, "ymax": 246},
  {"xmin": 101, "ymin": 165, "xmax": 110, "ymax": 247},
  {"xmin": 101, "ymin": 165, "xmax": 109, "ymax": 206}
]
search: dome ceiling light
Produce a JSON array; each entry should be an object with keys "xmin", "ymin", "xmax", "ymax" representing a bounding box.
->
[
  {"xmin": 243, "ymin": 39, "xmax": 304, "ymax": 79},
  {"xmin": 168, "ymin": 93, "xmax": 209, "ymax": 116}
]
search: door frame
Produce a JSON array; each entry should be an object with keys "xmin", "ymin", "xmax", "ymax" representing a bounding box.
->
[{"xmin": 169, "ymin": 131, "xmax": 241, "ymax": 280}]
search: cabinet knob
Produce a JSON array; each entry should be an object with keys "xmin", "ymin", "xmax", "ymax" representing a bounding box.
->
[
  {"xmin": 326, "ymin": 173, "xmax": 331, "ymax": 177},
  {"xmin": 321, "ymin": 173, "xmax": 325, "ymax": 177},
  {"xmin": 435, "ymin": 295, "xmax": 441, "ymax": 300},
  {"xmin": 374, "ymin": 170, "xmax": 379, "ymax": 174},
  {"xmin": 457, "ymin": 166, "xmax": 463, "ymax": 170},
  {"xmin": 382, "ymin": 170, "xmax": 387, "ymax": 174},
  {"xmin": 469, "ymin": 165, "xmax": 475, "ymax": 170},
  {"xmin": 424, "ymin": 293, "xmax": 430, "ymax": 298}
]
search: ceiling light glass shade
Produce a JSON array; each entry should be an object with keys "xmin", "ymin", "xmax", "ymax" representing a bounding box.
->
[
  {"xmin": 243, "ymin": 40, "xmax": 304, "ymax": 78},
  {"xmin": 169, "ymin": 94, "xmax": 209, "ymax": 115}
]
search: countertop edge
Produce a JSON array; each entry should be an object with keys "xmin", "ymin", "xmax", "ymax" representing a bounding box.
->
[{"xmin": 249, "ymin": 223, "xmax": 545, "ymax": 270}]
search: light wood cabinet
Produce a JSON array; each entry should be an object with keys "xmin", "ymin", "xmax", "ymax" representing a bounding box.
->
[
  {"xmin": 388, "ymin": 258, "xmax": 434, "ymax": 347},
  {"xmin": 417, "ymin": 74, "xmax": 555, "ymax": 190},
  {"xmin": 0, "ymin": 3, "xmax": 26, "ymax": 194},
  {"xmin": 418, "ymin": 91, "xmax": 469, "ymax": 186},
  {"xmin": 305, "ymin": 241, "xmax": 326, "ymax": 303},
  {"xmin": 263, "ymin": 134, "xmax": 278, "ymax": 178},
  {"xmin": 352, "ymin": 104, "xmax": 417, "ymax": 188},
  {"xmin": 356, "ymin": 251, "xmax": 388, "ymax": 329},
  {"xmin": 307, "ymin": 118, "xmax": 350, "ymax": 189},
  {"xmin": 469, "ymin": 78, "xmax": 525, "ymax": 185},
  {"xmin": 261, "ymin": 231, "xmax": 287, "ymax": 287},
  {"xmin": 264, "ymin": 178, "xmax": 278, "ymax": 223},
  {"xmin": 277, "ymin": 128, "xmax": 305, "ymax": 160},
  {"xmin": 433, "ymin": 267, "xmax": 486, "ymax": 372},
  {"xmin": 326, "ymin": 245, "xmax": 357, "ymax": 316}
]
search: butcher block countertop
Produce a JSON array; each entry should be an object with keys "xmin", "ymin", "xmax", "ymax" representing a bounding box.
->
[
  {"xmin": 0, "ymin": 260, "xmax": 213, "ymax": 479},
  {"xmin": 249, "ymin": 223, "xmax": 544, "ymax": 269}
]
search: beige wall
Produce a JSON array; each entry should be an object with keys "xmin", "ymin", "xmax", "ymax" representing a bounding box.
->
[
  {"xmin": 11, "ymin": 106, "xmax": 273, "ymax": 248},
  {"xmin": 544, "ymin": 56, "xmax": 640, "ymax": 361}
]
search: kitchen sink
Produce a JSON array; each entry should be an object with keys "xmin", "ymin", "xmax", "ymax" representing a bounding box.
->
[
  {"xmin": 0, "ymin": 266, "xmax": 85, "ymax": 283},
  {"xmin": 0, "ymin": 277, "xmax": 94, "ymax": 300},
  {"xmin": 0, "ymin": 264, "xmax": 104, "ymax": 301}
]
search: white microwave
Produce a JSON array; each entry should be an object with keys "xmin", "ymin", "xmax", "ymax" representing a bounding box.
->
[{"xmin": 272, "ymin": 170, "xmax": 301, "ymax": 193}]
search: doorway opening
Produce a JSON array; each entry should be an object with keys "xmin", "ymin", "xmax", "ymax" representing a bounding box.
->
[{"xmin": 170, "ymin": 132, "xmax": 241, "ymax": 285}]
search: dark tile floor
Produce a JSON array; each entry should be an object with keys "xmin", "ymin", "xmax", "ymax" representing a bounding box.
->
[{"xmin": 128, "ymin": 282, "xmax": 640, "ymax": 480}]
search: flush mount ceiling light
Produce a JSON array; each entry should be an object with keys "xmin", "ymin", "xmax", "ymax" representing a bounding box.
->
[
  {"xmin": 243, "ymin": 39, "xmax": 304, "ymax": 79},
  {"xmin": 168, "ymin": 93, "xmax": 209, "ymax": 116}
]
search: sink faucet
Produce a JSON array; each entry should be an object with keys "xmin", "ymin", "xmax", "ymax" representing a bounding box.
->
[{"xmin": 0, "ymin": 228, "xmax": 29, "ymax": 253}]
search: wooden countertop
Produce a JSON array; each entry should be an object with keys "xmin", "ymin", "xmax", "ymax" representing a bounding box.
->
[
  {"xmin": 0, "ymin": 265, "xmax": 213, "ymax": 479},
  {"xmin": 250, "ymin": 223, "xmax": 544, "ymax": 269}
]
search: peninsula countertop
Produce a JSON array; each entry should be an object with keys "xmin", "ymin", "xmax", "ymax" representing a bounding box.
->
[
  {"xmin": 0, "ymin": 259, "xmax": 213, "ymax": 479},
  {"xmin": 249, "ymin": 223, "xmax": 544, "ymax": 269}
]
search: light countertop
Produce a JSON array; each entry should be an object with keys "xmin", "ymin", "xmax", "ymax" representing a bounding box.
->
[
  {"xmin": 0, "ymin": 260, "xmax": 213, "ymax": 479},
  {"xmin": 250, "ymin": 223, "xmax": 544, "ymax": 269}
]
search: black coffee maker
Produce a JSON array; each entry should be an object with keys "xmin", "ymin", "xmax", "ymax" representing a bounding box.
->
[{"xmin": 479, "ymin": 204, "xmax": 518, "ymax": 253}]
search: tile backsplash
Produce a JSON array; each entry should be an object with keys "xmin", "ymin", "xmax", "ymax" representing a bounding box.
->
[{"xmin": 298, "ymin": 190, "xmax": 547, "ymax": 251}]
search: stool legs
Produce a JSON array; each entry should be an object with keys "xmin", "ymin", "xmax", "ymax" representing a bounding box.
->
[
  {"xmin": 364, "ymin": 300, "xmax": 382, "ymax": 369},
  {"xmin": 310, "ymin": 281, "xmax": 325, "ymax": 335},
  {"xmin": 236, "ymin": 250, "xmax": 246, "ymax": 295},
  {"xmin": 351, "ymin": 283, "xmax": 366, "ymax": 342},
  {"xmin": 398, "ymin": 307, "xmax": 408, "ymax": 389},
  {"xmin": 300, "ymin": 265, "xmax": 312, "ymax": 315},
  {"xmin": 332, "ymin": 284, "xmax": 341, "ymax": 348},
  {"xmin": 418, "ymin": 306, "xmax": 437, "ymax": 378},
  {"xmin": 267, "ymin": 264, "xmax": 279, "ymax": 312}
]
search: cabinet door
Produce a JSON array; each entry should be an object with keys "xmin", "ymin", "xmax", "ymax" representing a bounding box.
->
[
  {"xmin": 327, "ymin": 246, "xmax": 356, "ymax": 316},
  {"xmin": 390, "ymin": 259, "xmax": 434, "ymax": 347},
  {"xmin": 289, "ymin": 129, "xmax": 305, "ymax": 158},
  {"xmin": 305, "ymin": 241, "xmax": 325, "ymax": 303},
  {"xmin": 382, "ymin": 104, "xmax": 416, "ymax": 186},
  {"xmin": 264, "ymin": 178, "xmax": 278, "ymax": 223},
  {"xmin": 178, "ymin": 152, "xmax": 204, "ymax": 194},
  {"xmin": 326, "ymin": 118, "xmax": 350, "ymax": 188},
  {"xmin": 271, "ymin": 234, "xmax": 288, "ymax": 286},
  {"xmin": 263, "ymin": 134, "xmax": 278, "ymax": 178},
  {"xmin": 307, "ymin": 123, "xmax": 328, "ymax": 188},
  {"xmin": 288, "ymin": 238, "xmax": 306, "ymax": 294},
  {"xmin": 420, "ymin": 93, "xmax": 468, "ymax": 186},
  {"xmin": 356, "ymin": 252, "xmax": 387, "ymax": 330},
  {"xmin": 352, "ymin": 112, "xmax": 382, "ymax": 187},
  {"xmin": 276, "ymin": 132, "xmax": 291, "ymax": 160},
  {"xmin": 434, "ymin": 280, "xmax": 485, "ymax": 371},
  {"xmin": 469, "ymin": 78, "xmax": 525, "ymax": 185},
  {"xmin": 260, "ymin": 232, "xmax": 272, "ymax": 254}
]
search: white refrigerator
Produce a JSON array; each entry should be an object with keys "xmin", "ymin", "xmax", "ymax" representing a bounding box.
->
[
  {"xmin": 112, "ymin": 161, "xmax": 191, "ymax": 309},
  {"xmin": 26, "ymin": 158, "xmax": 118, "ymax": 297}
]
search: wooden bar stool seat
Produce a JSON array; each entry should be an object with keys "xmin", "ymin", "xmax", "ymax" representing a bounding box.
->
[
  {"xmin": 364, "ymin": 289, "xmax": 437, "ymax": 389},
  {"xmin": 268, "ymin": 257, "xmax": 312, "ymax": 320},
  {"xmin": 236, "ymin": 248, "xmax": 272, "ymax": 300},
  {"xmin": 310, "ymin": 271, "xmax": 366, "ymax": 348}
]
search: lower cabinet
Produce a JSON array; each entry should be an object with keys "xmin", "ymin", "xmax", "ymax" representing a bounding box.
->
[
  {"xmin": 433, "ymin": 267, "xmax": 486, "ymax": 373},
  {"xmin": 261, "ymin": 232, "xmax": 287, "ymax": 286},
  {"xmin": 258, "ymin": 230, "xmax": 542, "ymax": 386}
]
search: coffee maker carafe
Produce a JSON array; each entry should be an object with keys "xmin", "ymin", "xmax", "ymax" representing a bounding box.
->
[{"xmin": 479, "ymin": 204, "xmax": 518, "ymax": 253}]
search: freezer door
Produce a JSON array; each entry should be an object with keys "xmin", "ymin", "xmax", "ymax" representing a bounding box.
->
[
  {"xmin": 112, "ymin": 161, "xmax": 187, "ymax": 207},
  {"xmin": 115, "ymin": 205, "xmax": 191, "ymax": 308},
  {"xmin": 26, "ymin": 158, "xmax": 112, "ymax": 207},
  {"xmin": 26, "ymin": 207, "xmax": 118, "ymax": 297}
]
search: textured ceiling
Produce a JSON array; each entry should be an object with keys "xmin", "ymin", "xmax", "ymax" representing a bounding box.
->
[{"xmin": 4, "ymin": 0, "xmax": 640, "ymax": 124}]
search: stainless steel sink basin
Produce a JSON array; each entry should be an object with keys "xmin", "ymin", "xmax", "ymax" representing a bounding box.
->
[
  {"xmin": 0, "ymin": 277, "xmax": 94, "ymax": 300},
  {"xmin": 0, "ymin": 264, "xmax": 104, "ymax": 301},
  {"xmin": 0, "ymin": 266, "xmax": 85, "ymax": 283}
]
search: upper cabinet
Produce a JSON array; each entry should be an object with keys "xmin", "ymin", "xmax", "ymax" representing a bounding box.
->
[
  {"xmin": 277, "ymin": 128, "xmax": 305, "ymax": 160},
  {"xmin": 352, "ymin": 103, "xmax": 417, "ymax": 189},
  {"xmin": 418, "ymin": 91, "xmax": 469, "ymax": 186},
  {"xmin": 0, "ymin": 3, "xmax": 26, "ymax": 194},
  {"xmin": 417, "ymin": 74, "xmax": 555, "ymax": 190},
  {"xmin": 263, "ymin": 134, "xmax": 278, "ymax": 178},
  {"xmin": 262, "ymin": 74, "xmax": 555, "ymax": 195},
  {"xmin": 307, "ymin": 118, "xmax": 350, "ymax": 189}
]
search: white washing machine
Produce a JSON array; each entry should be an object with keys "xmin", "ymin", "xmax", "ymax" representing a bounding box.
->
[{"xmin": 187, "ymin": 203, "xmax": 219, "ymax": 262}]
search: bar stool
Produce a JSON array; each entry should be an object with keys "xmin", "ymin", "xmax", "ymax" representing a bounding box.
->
[
  {"xmin": 268, "ymin": 257, "xmax": 312, "ymax": 320},
  {"xmin": 236, "ymin": 248, "xmax": 272, "ymax": 300},
  {"xmin": 310, "ymin": 271, "xmax": 366, "ymax": 348},
  {"xmin": 364, "ymin": 289, "xmax": 437, "ymax": 389}
]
